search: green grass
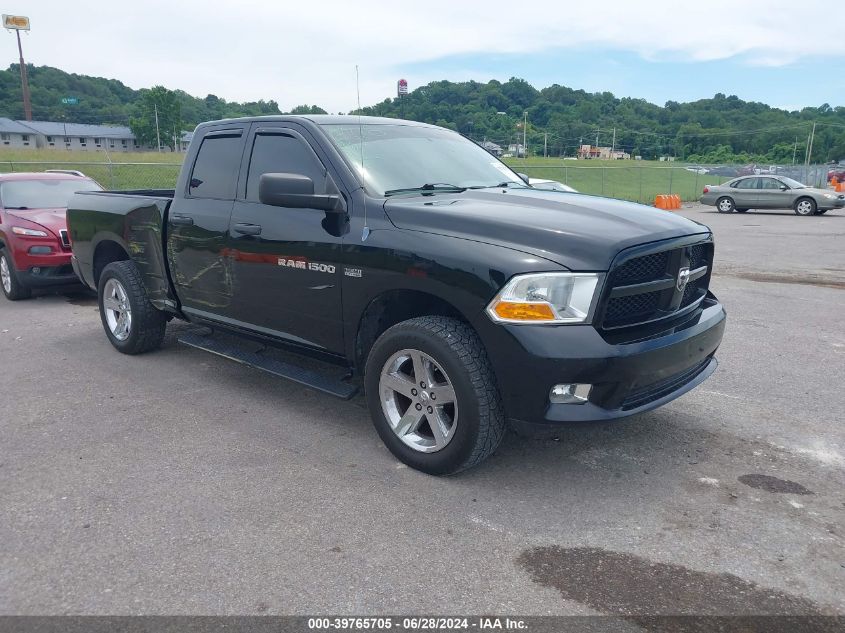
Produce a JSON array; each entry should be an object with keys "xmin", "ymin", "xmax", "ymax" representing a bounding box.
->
[
  {"xmin": 0, "ymin": 147, "xmax": 184, "ymax": 190},
  {"xmin": 0, "ymin": 148, "xmax": 732, "ymax": 202},
  {"xmin": 504, "ymin": 157, "xmax": 733, "ymax": 203}
]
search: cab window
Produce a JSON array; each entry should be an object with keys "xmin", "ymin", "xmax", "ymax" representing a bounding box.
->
[{"xmin": 245, "ymin": 132, "xmax": 328, "ymax": 202}]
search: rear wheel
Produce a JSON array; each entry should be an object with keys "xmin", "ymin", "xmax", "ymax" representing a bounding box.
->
[
  {"xmin": 98, "ymin": 260, "xmax": 166, "ymax": 354},
  {"xmin": 716, "ymin": 197, "xmax": 735, "ymax": 213},
  {"xmin": 0, "ymin": 249, "xmax": 32, "ymax": 301},
  {"xmin": 364, "ymin": 316, "xmax": 505, "ymax": 475},
  {"xmin": 794, "ymin": 198, "xmax": 816, "ymax": 216}
]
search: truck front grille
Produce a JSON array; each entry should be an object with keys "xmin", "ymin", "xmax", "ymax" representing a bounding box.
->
[{"xmin": 599, "ymin": 238, "xmax": 713, "ymax": 330}]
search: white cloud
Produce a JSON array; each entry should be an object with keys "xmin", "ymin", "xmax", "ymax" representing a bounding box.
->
[{"xmin": 11, "ymin": 0, "xmax": 839, "ymax": 113}]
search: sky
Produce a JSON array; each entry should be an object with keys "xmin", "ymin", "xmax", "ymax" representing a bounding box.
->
[{"xmin": 6, "ymin": 0, "xmax": 843, "ymax": 114}]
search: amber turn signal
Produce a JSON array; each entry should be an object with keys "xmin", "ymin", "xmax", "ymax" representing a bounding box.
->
[{"xmin": 492, "ymin": 301, "xmax": 556, "ymax": 321}]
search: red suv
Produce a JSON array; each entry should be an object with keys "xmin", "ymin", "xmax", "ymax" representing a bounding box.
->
[{"xmin": 0, "ymin": 172, "xmax": 102, "ymax": 300}]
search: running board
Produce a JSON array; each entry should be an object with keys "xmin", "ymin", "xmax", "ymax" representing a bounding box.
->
[{"xmin": 177, "ymin": 332, "xmax": 358, "ymax": 400}]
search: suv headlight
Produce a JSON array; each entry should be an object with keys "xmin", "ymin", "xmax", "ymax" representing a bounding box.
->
[
  {"xmin": 486, "ymin": 272, "xmax": 602, "ymax": 324},
  {"xmin": 11, "ymin": 226, "xmax": 49, "ymax": 237}
]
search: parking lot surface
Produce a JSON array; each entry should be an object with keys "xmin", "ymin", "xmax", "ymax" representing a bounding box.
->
[{"xmin": 1, "ymin": 205, "xmax": 843, "ymax": 615}]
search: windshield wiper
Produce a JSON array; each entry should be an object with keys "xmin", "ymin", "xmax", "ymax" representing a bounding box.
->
[
  {"xmin": 467, "ymin": 182, "xmax": 527, "ymax": 190},
  {"xmin": 384, "ymin": 183, "xmax": 466, "ymax": 197}
]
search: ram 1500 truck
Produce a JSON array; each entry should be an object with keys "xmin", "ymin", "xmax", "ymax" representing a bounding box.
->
[{"xmin": 67, "ymin": 116, "xmax": 726, "ymax": 475}]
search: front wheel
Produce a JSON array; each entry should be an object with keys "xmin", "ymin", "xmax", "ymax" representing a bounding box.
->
[
  {"xmin": 98, "ymin": 260, "xmax": 166, "ymax": 354},
  {"xmin": 364, "ymin": 316, "xmax": 505, "ymax": 475},
  {"xmin": 0, "ymin": 249, "xmax": 32, "ymax": 301},
  {"xmin": 794, "ymin": 198, "xmax": 817, "ymax": 216},
  {"xmin": 716, "ymin": 197, "xmax": 735, "ymax": 213}
]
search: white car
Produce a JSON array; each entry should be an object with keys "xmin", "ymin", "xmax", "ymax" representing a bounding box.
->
[{"xmin": 528, "ymin": 178, "xmax": 578, "ymax": 193}]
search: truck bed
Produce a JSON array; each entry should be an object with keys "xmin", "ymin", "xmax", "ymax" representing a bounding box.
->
[{"xmin": 66, "ymin": 190, "xmax": 176, "ymax": 310}]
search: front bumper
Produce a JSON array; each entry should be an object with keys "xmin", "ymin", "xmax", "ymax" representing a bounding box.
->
[
  {"xmin": 479, "ymin": 295, "xmax": 726, "ymax": 429},
  {"xmin": 12, "ymin": 250, "xmax": 80, "ymax": 288}
]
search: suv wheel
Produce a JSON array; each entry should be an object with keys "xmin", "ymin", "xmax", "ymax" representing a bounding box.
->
[
  {"xmin": 0, "ymin": 249, "xmax": 32, "ymax": 301},
  {"xmin": 716, "ymin": 197, "xmax": 735, "ymax": 213},
  {"xmin": 364, "ymin": 316, "xmax": 505, "ymax": 475},
  {"xmin": 98, "ymin": 260, "xmax": 166, "ymax": 354},
  {"xmin": 794, "ymin": 198, "xmax": 816, "ymax": 216}
]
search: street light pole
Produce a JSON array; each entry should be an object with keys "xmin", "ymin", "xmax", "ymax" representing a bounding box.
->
[{"xmin": 15, "ymin": 29, "xmax": 32, "ymax": 121}]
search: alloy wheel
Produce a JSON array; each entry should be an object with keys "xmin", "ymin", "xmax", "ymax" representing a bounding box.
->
[
  {"xmin": 379, "ymin": 348, "xmax": 458, "ymax": 453},
  {"xmin": 0, "ymin": 256, "xmax": 11, "ymax": 294},
  {"xmin": 103, "ymin": 278, "xmax": 132, "ymax": 341}
]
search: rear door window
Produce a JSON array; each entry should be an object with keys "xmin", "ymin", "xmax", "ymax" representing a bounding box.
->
[
  {"xmin": 733, "ymin": 178, "xmax": 759, "ymax": 189},
  {"xmin": 188, "ymin": 132, "xmax": 244, "ymax": 199}
]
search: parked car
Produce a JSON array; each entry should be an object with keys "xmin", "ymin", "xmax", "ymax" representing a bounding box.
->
[
  {"xmin": 68, "ymin": 116, "xmax": 725, "ymax": 475},
  {"xmin": 700, "ymin": 175, "xmax": 845, "ymax": 216},
  {"xmin": 528, "ymin": 178, "xmax": 578, "ymax": 193},
  {"xmin": 0, "ymin": 172, "xmax": 102, "ymax": 300},
  {"xmin": 828, "ymin": 167, "xmax": 845, "ymax": 182}
]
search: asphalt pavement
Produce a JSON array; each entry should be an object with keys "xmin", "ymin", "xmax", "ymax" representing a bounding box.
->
[{"xmin": 1, "ymin": 204, "xmax": 843, "ymax": 616}]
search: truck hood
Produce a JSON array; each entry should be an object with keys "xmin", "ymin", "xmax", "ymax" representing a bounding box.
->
[
  {"xmin": 383, "ymin": 190, "xmax": 709, "ymax": 271},
  {"xmin": 6, "ymin": 207, "xmax": 67, "ymax": 237}
]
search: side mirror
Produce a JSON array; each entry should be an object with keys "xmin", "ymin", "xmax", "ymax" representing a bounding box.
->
[
  {"xmin": 258, "ymin": 173, "xmax": 345, "ymax": 213},
  {"xmin": 779, "ymin": 185, "xmax": 788, "ymax": 191},
  {"xmin": 516, "ymin": 172, "xmax": 530, "ymax": 184}
]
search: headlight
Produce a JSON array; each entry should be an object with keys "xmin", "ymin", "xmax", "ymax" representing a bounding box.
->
[
  {"xmin": 486, "ymin": 272, "xmax": 602, "ymax": 324},
  {"xmin": 11, "ymin": 226, "xmax": 49, "ymax": 237},
  {"xmin": 823, "ymin": 193, "xmax": 836, "ymax": 199}
]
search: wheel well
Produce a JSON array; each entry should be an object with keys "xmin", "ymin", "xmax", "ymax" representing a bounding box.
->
[
  {"xmin": 93, "ymin": 240, "xmax": 130, "ymax": 285},
  {"xmin": 355, "ymin": 290, "xmax": 468, "ymax": 369}
]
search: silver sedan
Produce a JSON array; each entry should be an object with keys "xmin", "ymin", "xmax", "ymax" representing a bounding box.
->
[{"xmin": 700, "ymin": 175, "xmax": 845, "ymax": 216}]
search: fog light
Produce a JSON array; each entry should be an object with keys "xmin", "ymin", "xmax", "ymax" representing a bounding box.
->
[
  {"xmin": 550, "ymin": 383, "xmax": 591, "ymax": 404},
  {"xmin": 29, "ymin": 246, "xmax": 52, "ymax": 255}
]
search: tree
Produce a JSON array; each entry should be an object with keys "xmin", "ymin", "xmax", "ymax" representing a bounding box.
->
[
  {"xmin": 129, "ymin": 85, "xmax": 182, "ymax": 150},
  {"xmin": 288, "ymin": 105, "xmax": 327, "ymax": 115}
]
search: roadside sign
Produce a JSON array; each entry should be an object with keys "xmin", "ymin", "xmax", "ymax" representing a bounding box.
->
[
  {"xmin": 2, "ymin": 14, "xmax": 30, "ymax": 30},
  {"xmin": 61, "ymin": 97, "xmax": 79, "ymax": 105}
]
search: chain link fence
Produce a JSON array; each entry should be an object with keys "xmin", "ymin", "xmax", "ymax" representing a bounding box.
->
[
  {"xmin": 1, "ymin": 160, "xmax": 182, "ymax": 190},
  {"xmin": 2, "ymin": 160, "xmax": 837, "ymax": 204},
  {"xmin": 513, "ymin": 162, "xmax": 833, "ymax": 204}
]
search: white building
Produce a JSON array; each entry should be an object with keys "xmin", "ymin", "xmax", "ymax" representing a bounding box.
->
[
  {"xmin": 14, "ymin": 120, "xmax": 142, "ymax": 152},
  {"xmin": 0, "ymin": 118, "xmax": 37, "ymax": 148}
]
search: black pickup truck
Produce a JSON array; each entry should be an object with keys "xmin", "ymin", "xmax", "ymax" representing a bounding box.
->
[{"xmin": 67, "ymin": 115, "xmax": 726, "ymax": 475}]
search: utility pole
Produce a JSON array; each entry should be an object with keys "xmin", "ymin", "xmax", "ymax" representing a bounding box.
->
[
  {"xmin": 154, "ymin": 103, "xmax": 162, "ymax": 152},
  {"xmin": 522, "ymin": 112, "xmax": 527, "ymax": 157},
  {"xmin": 14, "ymin": 28, "xmax": 33, "ymax": 120},
  {"xmin": 543, "ymin": 132, "xmax": 548, "ymax": 158},
  {"xmin": 792, "ymin": 137, "xmax": 798, "ymax": 166},
  {"xmin": 611, "ymin": 127, "xmax": 616, "ymax": 155},
  {"xmin": 807, "ymin": 121, "xmax": 816, "ymax": 167}
]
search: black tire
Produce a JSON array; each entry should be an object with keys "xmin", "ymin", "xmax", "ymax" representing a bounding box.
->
[
  {"xmin": 364, "ymin": 316, "xmax": 505, "ymax": 475},
  {"xmin": 0, "ymin": 248, "xmax": 32, "ymax": 301},
  {"xmin": 716, "ymin": 197, "xmax": 735, "ymax": 213},
  {"xmin": 794, "ymin": 197, "xmax": 817, "ymax": 216},
  {"xmin": 736, "ymin": 208, "xmax": 748, "ymax": 213},
  {"xmin": 97, "ymin": 260, "xmax": 166, "ymax": 354}
]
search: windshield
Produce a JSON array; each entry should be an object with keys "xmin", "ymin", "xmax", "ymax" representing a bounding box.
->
[
  {"xmin": 0, "ymin": 179, "xmax": 102, "ymax": 209},
  {"xmin": 779, "ymin": 177, "xmax": 806, "ymax": 189},
  {"xmin": 321, "ymin": 123, "xmax": 524, "ymax": 196}
]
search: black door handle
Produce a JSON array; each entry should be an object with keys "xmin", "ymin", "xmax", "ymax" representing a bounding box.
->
[
  {"xmin": 170, "ymin": 215, "xmax": 194, "ymax": 226},
  {"xmin": 233, "ymin": 223, "xmax": 262, "ymax": 236}
]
